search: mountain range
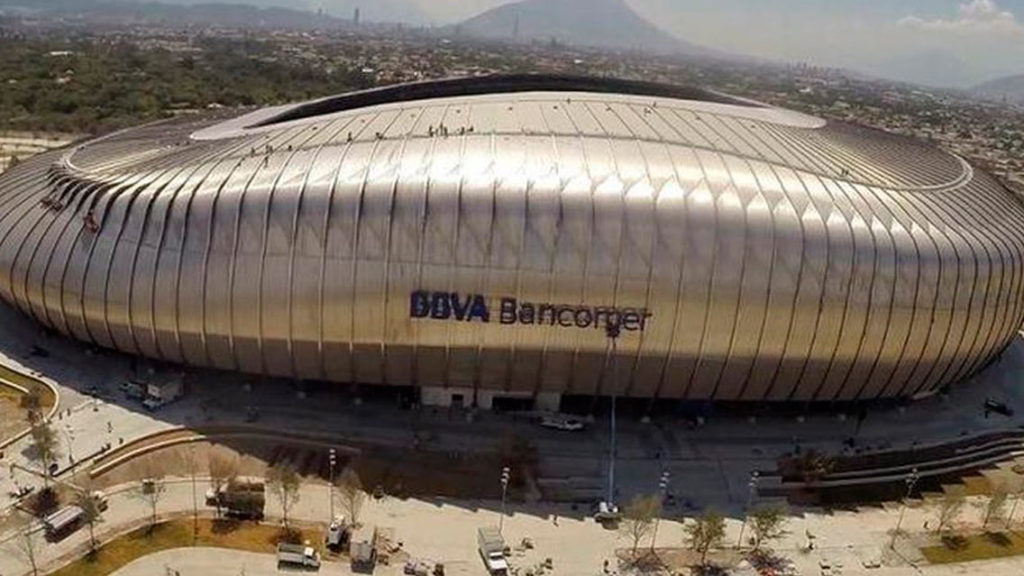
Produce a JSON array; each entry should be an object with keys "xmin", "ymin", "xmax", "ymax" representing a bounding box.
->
[
  {"xmin": 0, "ymin": 0, "xmax": 427, "ymax": 25},
  {"xmin": 453, "ymin": 0, "xmax": 711, "ymax": 56},
  {"xmin": 973, "ymin": 74, "xmax": 1024, "ymax": 104},
  {"xmin": 3, "ymin": 0, "xmax": 1020, "ymax": 89}
]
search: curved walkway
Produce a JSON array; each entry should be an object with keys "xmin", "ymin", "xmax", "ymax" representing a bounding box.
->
[{"xmin": 0, "ymin": 360, "xmax": 60, "ymax": 449}]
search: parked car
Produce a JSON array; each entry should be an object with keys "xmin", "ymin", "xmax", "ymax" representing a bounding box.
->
[
  {"xmin": 593, "ymin": 501, "xmax": 621, "ymax": 523},
  {"xmin": 90, "ymin": 490, "xmax": 109, "ymax": 512},
  {"xmin": 119, "ymin": 381, "xmax": 145, "ymax": 400},
  {"xmin": 539, "ymin": 415, "xmax": 586, "ymax": 431},
  {"xmin": 985, "ymin": 399, "xmax": 1014, "ymax": 417}
]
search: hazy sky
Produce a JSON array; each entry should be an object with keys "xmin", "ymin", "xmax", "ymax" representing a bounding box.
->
[{"xmin": 405, "ymin": 0, "xmax": 1024, "ymax": 86}]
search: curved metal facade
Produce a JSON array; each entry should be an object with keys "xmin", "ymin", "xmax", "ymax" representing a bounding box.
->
[{"xmin": 2, "ymin": 79, "xmax": 1024, "ymax": 402}]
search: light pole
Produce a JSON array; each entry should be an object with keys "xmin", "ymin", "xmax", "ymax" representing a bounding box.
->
[
  {"xmin": 606, "ymin": 325, "xmax": 621, "ymax": 508},
  {"xmin": 890, "ymin": 467, "xmax": 920, "ymax": 549},
  {"xmin": 189, "ymin": 442, "xmax": 198, "ymax": 540},
  {"xmin": 737, "ymin": 471, "xmax": 760, "ymax": 548},
  {"xmin": 650, "ymin": 470, "xmax": 671, "ymax": 551},
  {"xmin": 499, "ymin": 466, "xmax": 511, "ymax": 534},
  {"xmin": 328, "ymin": 448, "xmax": 337, "ymax": 523},
  {"xmin": 61, "ymin": 423, "xmax": 75, "ymax": 464}
]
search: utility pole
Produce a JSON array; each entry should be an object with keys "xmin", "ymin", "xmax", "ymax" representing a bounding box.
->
[
  {"xmin": 736, "ymin": 471, "xmax": 759, "ymax": 548},
  {"xmin": 650, "ymin": 470, "xmax": 671, "ymax": 551},
  {"xmin": 890, "ymin": 468, "xmax": 919, "ymax": 549},
  {"xmin": 499, "ymin": 466, "xmax": 511, "ymax": 534}
]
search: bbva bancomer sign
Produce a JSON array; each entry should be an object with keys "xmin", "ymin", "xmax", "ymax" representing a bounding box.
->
[{"xmin": 409, "ymin": 290, "xmax": 653, "ymax": 333}]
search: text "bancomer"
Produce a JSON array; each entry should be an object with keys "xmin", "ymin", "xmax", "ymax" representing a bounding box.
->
[{"xmin": 409, "ymin": 290, "xmax": 652, "ymax": 332}]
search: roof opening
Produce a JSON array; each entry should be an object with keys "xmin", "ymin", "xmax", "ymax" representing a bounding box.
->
[{"xmin": 250, "ymin": 74, "xmax": 760, "ymax": 128}]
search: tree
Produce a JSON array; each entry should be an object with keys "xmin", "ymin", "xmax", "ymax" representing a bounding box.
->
[
  {"xmin": 686, "ymin": 508, "xmax": 726, "ymax": 567},
  {"xmin": 74, "ymin": 489, "xmax": 104, "ymax": 552},
  {"xmin": 28, "ymin": 420, "xmax": 59, "ymax": 485},
  {"xmin": 186, "ymin": 445, "xmax": 198, "ymax": 539},
  {"xmin": 267, "ymin": 462, "xmax": 301, "ymax": 528},
  {"xmin": 208, "ymin": 453, "xmax": 239, "ymax": 518},
  {"xmin": 619, "ymin": 494, "xmax": 661, "ymax": 554},
  {"xmin": 795, "ymin": 449, "xmax": 835, "ymax": 485},
  {"xmin": 19, "ymin": 387, "xmax": 42, "ymax": 421},
  {"xmin": 984, "ymin": 486, "xmax": 1010, "ymax": 529},
  {"xmin": 1006, "ymin": 477, "xmax": 1024, "ymax": 529},
  {"xmin": 336, "ymin": 467, "xmax": 368, "ymax": 527},
  {"xmin": 6, "ymin": 528, "xmax": 42, "ymax": 576},
  {"xmin": 749, "ymin": 503, "xmax": 788, "ymax": 551},
  {"xmin": 935, "ymin": 488, "xmax": 966, "ymax": 534},
  {"xmin": 130, "ymin": 462, "xmax": 166, "ymax": 531}
]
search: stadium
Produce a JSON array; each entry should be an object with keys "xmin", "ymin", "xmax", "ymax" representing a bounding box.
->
[{"xmin": 1, "ymin": 75, "xmax": 1023, "ymax": 410}]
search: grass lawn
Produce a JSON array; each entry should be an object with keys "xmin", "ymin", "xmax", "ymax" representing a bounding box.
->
[
  {"xmin": 921, "ymin": 531, "xmax": 1024, "ymax": 564},
  {"xmin": 0, "ymin": 363, "xmax": 56, "ymax": 410},
  {"xmin": 50, "ymin": 518, "xmax": 323, "ymax": 576},
  {"xmin": 0, "ymin": 385, "xmax": 30, "ymax": 440}
]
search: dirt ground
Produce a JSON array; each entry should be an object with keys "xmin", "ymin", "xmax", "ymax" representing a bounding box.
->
[
  {"xmin": 615, "ymin": 546, "xmax": 746, "ymax": 575},
  {"xmin": 0, "ymin": 385, "xmax": 31, "ymax": 442}
]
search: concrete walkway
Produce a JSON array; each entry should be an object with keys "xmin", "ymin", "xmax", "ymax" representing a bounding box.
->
[
  {"xmin": 5, "ymin": 472, "xmax": 1024, "ymax": 576},
  {"xmin": 112, "ymin": 547, "xmax": 355, "ymax": 576}
]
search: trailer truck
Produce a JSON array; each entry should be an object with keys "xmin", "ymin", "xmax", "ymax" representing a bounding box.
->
[
  {"xmin": 277, "ymin": 543, "xmax": 321, "ymax": 569},
  {"xmin": 477, "ymin": 527, "xmax": 509, "ymax": 575}
]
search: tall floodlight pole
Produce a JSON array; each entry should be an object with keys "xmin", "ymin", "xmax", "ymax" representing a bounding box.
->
[
  {"xmin": 499, "ymin": 466, "xmax": 511, "ymax": 534},
  {"xmin": 607, "ymin": 324, "xmax": 621, "ymax": 508},
  {"xmin": 650, "ymin": 470, "xmax": 671, "ymax": 551},
  {"xmin": 890, "ymin": 468, "xmax": 919, "ymax": 549},
  {"xmin": 328, "ymin": 448, "xmax": 337, "ymax": 523},
  {"xmin": 736, "ymin": 471, "xmax": 760, "ymax": 548},
  {"xmin": 189, "ymin": 442, "xmax": 198, "ymax": 540}
]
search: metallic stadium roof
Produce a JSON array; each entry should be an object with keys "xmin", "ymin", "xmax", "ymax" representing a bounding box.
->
[{"xmin": 1, "ymin": 75, "xmax": 1022, "ymax": 403}]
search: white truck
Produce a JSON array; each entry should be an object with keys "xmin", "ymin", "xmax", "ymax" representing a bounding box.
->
[
  {"xmin": 277, "ymin": 543, "xmax": 321, "ymax": 569},
  {"xmin": 326, "ymin": 515, "xmax": 348, "ymax": 551},
  {"xmin": 142, "ymin": 379, "xmax": 184, "ymax": 411},
  {"xmin": 43, "ymin": 505, "xmax": 85, "ymax": 541},
  {"xmin": 477, "ymin": 527, "xmax": 509, "ymax": 575},
  {"xmin": 349, "ymin": 524, "xmax": 377, "ymax": 570}
]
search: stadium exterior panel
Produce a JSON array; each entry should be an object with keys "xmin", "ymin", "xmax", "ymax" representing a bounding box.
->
[{"xmin": 1, "ymin": 75, "xmax": 1023, "ymax": 407}]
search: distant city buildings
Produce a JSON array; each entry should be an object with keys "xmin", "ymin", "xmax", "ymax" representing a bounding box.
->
[{"xmin": 0, "ymin": 13, "xmax": 1020, "ymax": 191}]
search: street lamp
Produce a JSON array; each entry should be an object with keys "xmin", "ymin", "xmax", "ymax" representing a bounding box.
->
[
  {"xmin": 651, "ymin": 470, "xmax": 671, "ymax": 551},
  {"xmin": 606, "ymin": 324, "xmax": 621, "ymax": 509},
  {"xmin": 890, "ymin": 467, "xmax": 920, "ymax": 549},
  {"xmin": 499, "ymin": 466, "xmax": 511, "ymax": 534},
  {"xmin": 189, "ymin": 442, "xmax": 198, "ymax": 539},
  {"xmin": 736, "ymin": 471, "xmax": 760, "ymax": 548},
  {"xmin": 328, "ymin": 448, "xmax": 337, "ymax": 523},
  {"xmin": 61, "ymin": 423, "xmax": 75, "ymax": 464}
]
